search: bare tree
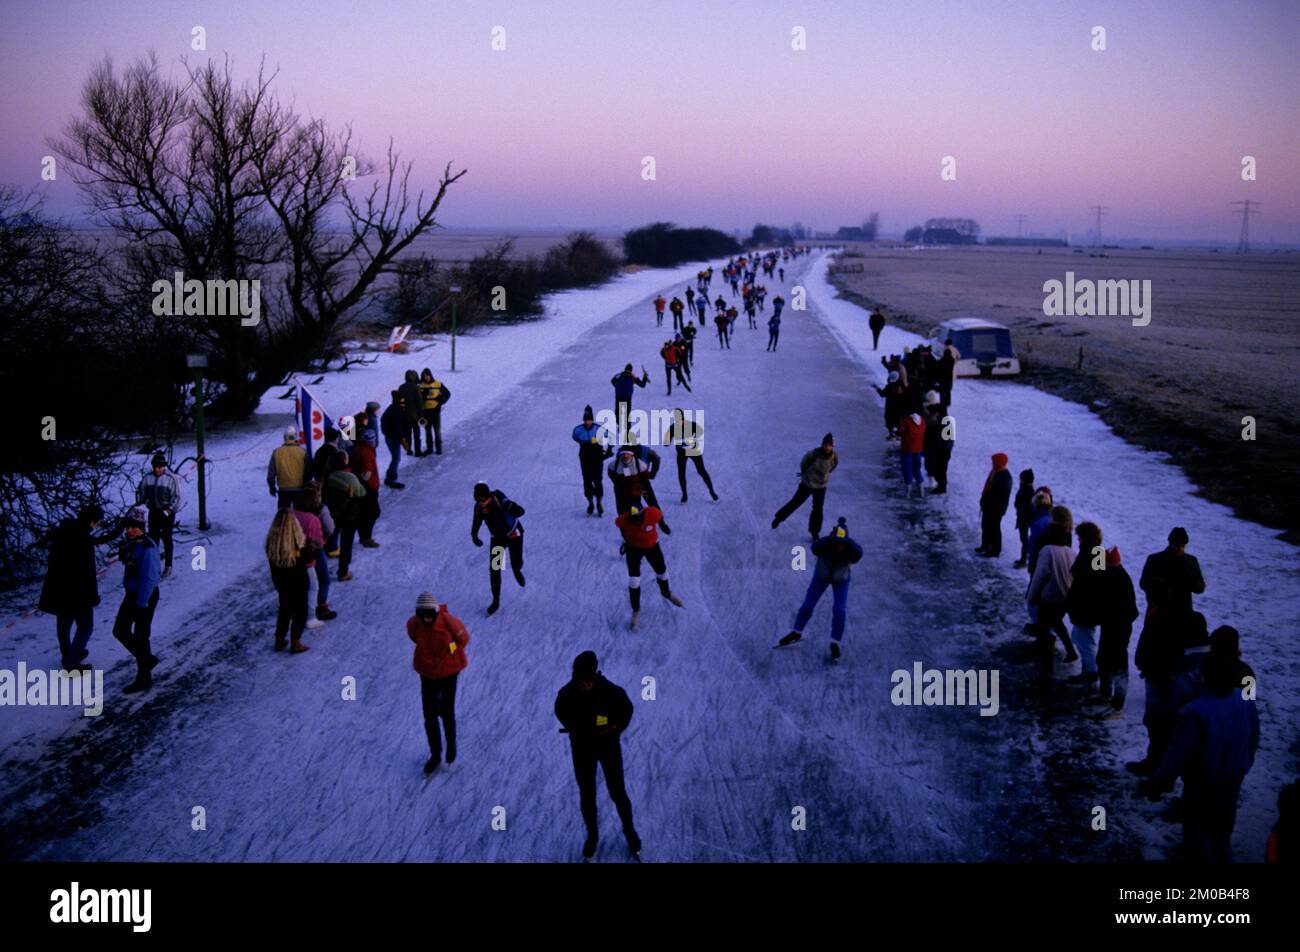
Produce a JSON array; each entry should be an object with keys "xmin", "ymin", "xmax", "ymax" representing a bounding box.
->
[{"xmin": 53, "ymin": 53, "xmax": 466, "ymax": 416}]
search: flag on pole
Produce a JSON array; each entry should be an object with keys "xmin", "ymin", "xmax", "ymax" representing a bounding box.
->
[{"xmin": 294, "ymin": 377, "xmax": 334, "ymax": 460}]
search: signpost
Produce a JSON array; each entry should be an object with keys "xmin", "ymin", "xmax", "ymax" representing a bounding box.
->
[
  {"xmin": 186, "ymin": 353, "xmax": 210, "ymax": 530},
  {"xmin": 449, "ymin": 285, "xmax": 461, "ymax": 371}
]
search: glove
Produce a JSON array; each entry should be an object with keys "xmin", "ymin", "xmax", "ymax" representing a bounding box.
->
[{"xmin": 472, "ymin": 536, "xmax": 483, "ymax": 547}]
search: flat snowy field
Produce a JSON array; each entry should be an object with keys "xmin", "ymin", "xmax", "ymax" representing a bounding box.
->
[{"xmin": 0, "ymin": 253, "xmax": 1294, "ymax": 862}]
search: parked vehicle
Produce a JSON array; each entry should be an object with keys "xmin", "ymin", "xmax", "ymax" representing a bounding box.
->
[{"xmin": 928, "ymin": 318, "xmax": 1020, "ymax": 377}]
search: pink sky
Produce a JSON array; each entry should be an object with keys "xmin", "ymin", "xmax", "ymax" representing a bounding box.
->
[{"xmin": 2, "ymin": 0, "xmax": 1297, "ymax": 241}]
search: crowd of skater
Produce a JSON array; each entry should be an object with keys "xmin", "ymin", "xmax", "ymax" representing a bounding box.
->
[{"xmin": 32, "ymin": 242, "xmax": 1284, "ymax": 863}]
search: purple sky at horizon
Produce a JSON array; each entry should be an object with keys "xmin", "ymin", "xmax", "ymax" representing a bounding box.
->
[{"xmin": 2, "ymin": 0, "xmax": 1297, "ymax": 242}]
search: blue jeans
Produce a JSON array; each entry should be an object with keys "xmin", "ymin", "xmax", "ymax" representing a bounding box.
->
[
  {"xmin": 312, "ymin": 554, "xmax": 331, "ymax": 606},
  {"xmin": 56, "ymin": 610, "xmax": 95, "ymax": 667},
  {"xmin": 1071, "ymin": 625, "xmax": 1098, "ymax": 673},
  {"xmin": 900, "ymin": 451, "xmax": 922, "ymax": 484},
  {"xmin": 385, "ymin": 438, "xmax": 402, "ymax": 483},
  {"xmin": 793, "ymin": 572, "xmax": 849, "ymax": 642}
]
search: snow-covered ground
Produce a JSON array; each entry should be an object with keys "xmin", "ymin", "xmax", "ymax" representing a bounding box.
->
[{"xmin": 0, "ymin": 252, "xmax": 1293, "ymax": 862}]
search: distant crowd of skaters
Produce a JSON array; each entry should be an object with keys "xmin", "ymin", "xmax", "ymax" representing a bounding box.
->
[{"xmin": 34, "ymin": 242, "xmax": 1286, "ymax": 861}]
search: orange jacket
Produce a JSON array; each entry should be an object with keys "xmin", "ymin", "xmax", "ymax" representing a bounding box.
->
[{"xmin": 407, "ymin": 608, "xmax": 469, "ymax": 680}]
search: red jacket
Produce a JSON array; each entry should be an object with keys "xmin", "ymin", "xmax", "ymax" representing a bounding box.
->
[
  {"xmin": 351, "ymin": 442, "xmax": 380, "ymax": 490},
  {"xmin": 407, "ymin": 608, "xmax": 469, "ymax": 680},
  {"xmin": 615, "ymin": 507, "xmax": 663, "ymax": 549},
  {"xmin": 898, "ymin": 413, "xmax": 926, "ymax": 453},
  {"xmin": 660, "ymin": 344, "xmax": 679, "ymax": 365}
]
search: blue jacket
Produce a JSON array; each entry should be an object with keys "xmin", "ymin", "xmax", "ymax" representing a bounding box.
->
[
  {"xmin": 611, "ymin": 371, "xmax": 646, "ymax": 401},
  {"xmin": 1026, "ymin": 511, "xmax": 1053, "ymax": 568},
  {"xmin": 121, "ymin": 535, "xmax": 161, "ymax": 607},
  {"xmin": 1155, "ymin": 689, "xmax": 1260, "ymax": 788},
  {"xmin": 573, "ymin": 423, "xmax": 613, "ymax": 460}
]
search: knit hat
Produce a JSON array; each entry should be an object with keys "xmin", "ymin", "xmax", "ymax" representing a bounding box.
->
[
  {"xmin": 624, "ymin": 363, "xmax": 633, "ymax": 373},
  {"xmin": 125, "ymin": 507, "xmax": 148, "ymax": 528},
  {"xmin": 473, "ymin": 482, "xmax": 490, "ymax": 500},
  {"xmin": 822, "ymin": 433, "xmax": 834, "ymax": 445},
  {"xmin": 1019, "ymin": 468, "xmax": 1035, "ymax": 482},
  {"xmin": 1210, "ymin": 625, "xmax": 1240, "ymax": 658},
  {"xmin": 1105, "ymin": 546, "xmax": 1122, "ymax": 567},
  {"xmin": 1168, "ymin": 527, "xmax": 1189, "ymax": 545},
  {"xmin": 151, "ymin": 452, "xmax": 167, "ymax": 467},
  {"xmin": 415, "ymin": 592, "xmax": 439, "ymax": 613},
  {"xmin": 572, "ymin": 650, "xmax": 599, "ymax": 680},
  {"xmin": 991, "ymin": 452, "xmax": 1009, "ymax": 470},
  {"xmin": 924, "ymin": 390, "xmax": 940, "ymax": 406},
  {"xmin": 284, "ymin": 425, "xmax": 299, "ymax": 441},
  {"xmin": 365, "ymin": 400, "xmax": 381, "ymax": 414},
  {"xmin": 583, "ymin": 405, "xmax": 594, "ymax": 422}
]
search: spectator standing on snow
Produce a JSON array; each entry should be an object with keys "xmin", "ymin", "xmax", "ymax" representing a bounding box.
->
[
  {"xmin": 868, "ymin": 308, "xmax": 886, "ymax": 350},
  {"xmin": 408, "ymin": 591, "xmax": 469, "ymax": 775},
  {"xmin": 350, "ymin": 423, "xmax": 383, "ymax": 548},
  {"xmin": 380, "ymin": 390, "xmax": 412, "ymax": 489},
  {"xmin": 400, "ymin": 369, "xmax": 425, "ymax": 456},
  {"xmin": 772, "ymin": 434, "xmax": 838, "ymax": 539},
  {"xmin": 416, "ymin": 368, "xmax": 451, "ymax": 456},
  {"xmin": 898, "ymin": 406, "xmax": 927, "ymax": 498},
  {"xmin": 936, "ymin": 339, "xmax": 958, "ymax": 407},
  {"xmin": 1065, "ymin": 521, "xmax": 1106, "ymax": 687},
  {"xmin": 136, "ymin": 453, "xmax": 180, "ymax": 577},
  {"xmin": 266, "ymin": 507, "xmax": 312, "ymax": 654},
  {"xmin": 669, "ymin": 296, "xmax": 686, "ymax": 332},
  {"xmin": 921, "ymin": 393, "xmax": 952, "ymax": 494},
  {"xmin": 323, "ymin": 451, "xmax": 365, "ymax": 582},
  {"xmin": 652, "ymin": 294, "xmax": 666, "ymax": 327},
  {"xmin": 113, "ymin": 507, "xmax": 162, "ymax": 693},
  {"xmin": 1012, "ymin": 469, "xmax": 1037, "ymax": 568},
  {"xmin": 267, "ymin": 425, "xmax": 308, "ymax": 510},
  {"xmin": 777, "ymin": 517, "xmax": 863, "ymax": 660},
  {"xmin": 1139, "ymin": 646, "xmax": 1260, "ymax": 863},
  {"xmin": 1092, "ymin": 546, "xmax": 1139, "ymax": 717},
  {"xmin": 1129, "ymin": 527, "xmax": 1208, "ymax": 776},
  {"xmin": 572, "ymin": 405, "xmax": 614, "ymax": 516},
  {"xmin": 1026, "ymin": 506, "xmax": 1079, "ymax": 664},
  {"xmin": 471, "ymin": 482, "xmax": 526, "ymax": 616},
  {"xmin": 39, "ymin": 504, "xmax": 104, "ymax": 671},
  {"xmin": 554, "ymin": 651, "xmax": 642, "ymax": 860},
  {"xmin": 875, "ymin": 372, "xmax": 906, "ymax": 439},
  {"xmin": 975, "ymin": 453, "xmax": 1013, "ymax": 557},
  {"xmin": 311, "ymin": 426, "xmax": 343, "ymax": 483},
  {"xmin": 294, "ymin": 485, "xmax": 337, "ymax": 623},
  {"xmin": 614, "ymin": 504, "xmax": 683, "ymax": 630}
]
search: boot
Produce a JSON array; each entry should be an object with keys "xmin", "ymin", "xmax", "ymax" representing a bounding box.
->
[
  {"xmin": 316, "ymin": 603, "xmax": 338, "ymax": 621},
  {"xmin": 629, "ymin": 611, "xmax": 640, "ymax": 631},
  {"xmin": 586, "ymin": 499, "xmax": 595, "ymax": 516},
  {"xmin": 361, "ymin": 538, "xmax": 381, "ymax": 548},
  {"xmin": 274, "ymin": 634, "xmax": 288, "ymax": 652},
  {"xmin": 596, "ymin": 500, "xmax": 604, "ymax": 517},
  {"xmin": 123, "ymin": 667, "xmax": 152, "ymax": 694},
  {"xmin": 424, "ymin": 756, "xmax": 440, "ymax": 775},
  {"xmin": 290, "ymin": 640, "xmax": 309, "ymax": 654},
  {"xmin": 777, "ymin": 631, "xmax": 802, "ymax": 647},
  {"xmin": 830, "ymin": 642, "xmax": 841, "ymax": 660},
  {"xmin": 487, "ymin": 600, "xmax": 500, "ymax": 616},
  {"xmin": 625, "ymin": 829, "xmax": 642, "ymax": 857},
  {"xmin": 582, "ymin": 833, "xmax": 598, "ymax": 860},
  {"xmin": 446, "ymin": 741, "xmax": 457, "ymax": 764}
]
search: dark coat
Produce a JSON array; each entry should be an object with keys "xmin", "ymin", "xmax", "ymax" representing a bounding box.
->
[
  {"xmin": 380, "ymin": 403, "xmax": 411, "ymax": 442},
  {"xmin": 471, "ymin": 490, "xmax": 524, "ymax": 541},
  {"xmin": 38, "ymin": 518, "xmax": 100, "ymax": 615},
  {"xmin": 1065, "ymin": 551, "xmax": 1107, "ymax": 628},
  {"xmin": 1140, "ymin": 548, "xmax": 1206, "ymax": 617},
  {"xmin": 1013, "ymin": 483, "xmax": 1036, "ymax": 529},
  {"xmin": 554, "ymin": 675, "xmax": 634, "ymax": 751},
  {"xmin": 980, "ymin": 469, "xmax": 1013, "ymax": 515}
]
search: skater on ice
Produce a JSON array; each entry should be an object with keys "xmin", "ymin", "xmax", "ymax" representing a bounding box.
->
[
  {"xmin": 407, "ymin": 591, "xmax": 469, "ymax": 775},
  {"xmin": 772, "ymin": 433, "xmax": 838, "ymax": 539},
  {"xmin": 614, "ymin": 504, "xmax": 684, "ymax": 629},
  {"xmin": 572, "ymin": 405, "xmax": 614, "ymax": 516},
  {"xmin": 610, "ymin": 363, "xmax": 649, "ymax": 441},
  {"xmin": 554, "ymin": 651, "xmax": 642, "ymax": 860},
  {"xmin": 663, "ymin": 409, "xmax": 718, "ymax": 504},
  {"xmin": 471, "ymin": 482, "xmax": 527, "ymax": 616},
  {"xmin": 777, "ymin": 517, "xmax": 863, "ymax": 660}
]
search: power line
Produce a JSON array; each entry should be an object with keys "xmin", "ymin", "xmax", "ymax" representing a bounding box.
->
[
  {"xmin": 1088, "ymin": 205, "xmax": 1110, "ymax": 247},
  {"xmin": 1230, "ymin": 200, "xmax": 1261, "ymax": 253}
]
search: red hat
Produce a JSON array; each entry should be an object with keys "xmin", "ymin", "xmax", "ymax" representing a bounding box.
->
[
  {"xmin": 1105, "ymin": 546, "xmax": 1122, "ymax": 567},
  {"xmin": 991, "ymin": 453, "xmax": 1009, "ymax": 469}
]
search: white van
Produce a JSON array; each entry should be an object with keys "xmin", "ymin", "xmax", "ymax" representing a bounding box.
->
[{"xmin": 928, "ymin": 318, "xmax": 1020, "ymax": 377}]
